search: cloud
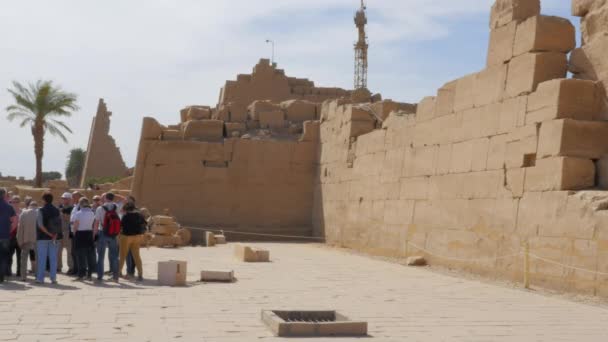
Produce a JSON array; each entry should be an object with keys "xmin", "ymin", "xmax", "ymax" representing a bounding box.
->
[{"xmin": 0, "ymin": 0, "xmax": 571, "ymax": 179}]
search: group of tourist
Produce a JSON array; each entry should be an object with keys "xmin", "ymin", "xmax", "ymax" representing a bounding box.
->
[{"xmin": 0, "ymin": 187, "xmax": 148, "ymax": 284}]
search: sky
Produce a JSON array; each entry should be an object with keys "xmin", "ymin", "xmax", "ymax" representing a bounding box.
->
[{"xmin": 0, "ymin": 0, "xmax": 576, "ymax": 179}]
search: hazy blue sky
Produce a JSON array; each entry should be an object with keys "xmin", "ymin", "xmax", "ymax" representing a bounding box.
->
[{"xmin": 0, "ymin": 0, "xmax": 576, "ymax": 179}]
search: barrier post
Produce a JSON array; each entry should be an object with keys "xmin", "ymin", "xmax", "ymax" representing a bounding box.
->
[{"xmin": 523, "ymin": 241, "xmax": 530, "ymax": 289}]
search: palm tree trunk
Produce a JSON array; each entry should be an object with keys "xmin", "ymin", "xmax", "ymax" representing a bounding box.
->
[{"xmin": 33, "ymin": 120, "xmax": 44, "ymax": 188}]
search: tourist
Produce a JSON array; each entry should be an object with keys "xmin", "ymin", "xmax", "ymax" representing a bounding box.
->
[
  {"xmin": 7, "ymin": 196, "xmax": 22, "ymax": 277},
  {"xmin": 72, "ymin": 198, "xmax": 96, "ymax": 281},
  {"xmin": 17, "ymin": 200, "xmax": 38, "ymax": 281},
  {"xmin": 118, "ymin": 202, "xmax": 145, "ymax": 281},
  {"xmin": 93, "ymin": 192, "xmax": 125, "ymax": 282},
  {"xmin": 92, "ymin": 195, "xmax": 102, "ymax": 212},
  {"xmin": 69, "ymin": 191, "xmax": 83, "ymax": 276},
  {"xmin": 58, "ymin": 192, "xmax": 74, "ymax": 274},
  {"xmin": 36, "ymin": 193, "xmax": 61, "ymax": 284},
  {"xmin": 125, "ymin": 196, "xmax": 139, "ymax": 277},
  {"xmin": 0, "ymin": 188, "xmax": 17, "ymax": 283}
]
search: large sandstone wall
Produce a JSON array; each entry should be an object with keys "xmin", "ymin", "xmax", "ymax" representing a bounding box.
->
[
  {"xmin": 313, "ymin": 0, "xmax": 608, "ymax": 296},
  {"xmin": 216, "ymin": 59, "xmax": 351, "ymax": 122},
  {"xmin": 132, "ymin": 118, "xmax": 316, "ymax": 238},
  {"xmin": 80, "ymin": 99, "xmax": 128, "ymax": 186}
]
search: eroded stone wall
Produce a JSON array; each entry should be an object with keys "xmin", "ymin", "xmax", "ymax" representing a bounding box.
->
[
  {"xmin": 132, "ymin": 117, "xmax": 316, "ymax": 238},
  {"xmin": 215, "ymin": 59, "xmax": 351, "ymax": 123},
  {"xmin": 313, "ymin": 0, "xmax": 608, "ymax": 296},
  {"xmin": 80, "ymin": 99, "xmax": 128, "ymax": 186}
]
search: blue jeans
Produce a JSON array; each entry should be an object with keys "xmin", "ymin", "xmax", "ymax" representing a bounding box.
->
[
  {"xmin": 36, "ymin": 240, "xmax": 58, "ymax": 282},
  {"xmin": 126, "ymin": 251, "xmax": 135, "ymax": 276},
  {"xmin": 0, "ymin": 239, "xmax": 9, "ymax": 282},
  {"xmin": 96, "ymin": 232, "xmax": 118, "ymax": 280}
]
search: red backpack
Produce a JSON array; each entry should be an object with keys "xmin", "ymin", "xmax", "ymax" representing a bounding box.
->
[{"xmin": 102, "ymin": 204, "xmax": 121, "ymax": 237}]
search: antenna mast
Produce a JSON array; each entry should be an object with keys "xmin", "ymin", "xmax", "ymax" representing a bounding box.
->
[{"xmin": 354, "ymin": 0, "xmax": 368, "ymax": 90}]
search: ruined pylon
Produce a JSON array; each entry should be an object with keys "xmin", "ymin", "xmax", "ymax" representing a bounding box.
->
[{"xmin": 80, "ymin": 99, "xmax": 128, "ymax": 187}]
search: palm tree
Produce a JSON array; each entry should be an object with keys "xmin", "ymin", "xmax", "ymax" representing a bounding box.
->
[
  {"xmin": 65, "ymin": 148, "xmax": 86, "ymax": 187},
  {"xmin": 6, "ymin": 80, "xmax": 79, "ymax": 187}
]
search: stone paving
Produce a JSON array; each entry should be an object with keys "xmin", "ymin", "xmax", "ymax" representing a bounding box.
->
[{"xmin": 1, "ymin": 242, "xmax": 608, "ymax": 341}]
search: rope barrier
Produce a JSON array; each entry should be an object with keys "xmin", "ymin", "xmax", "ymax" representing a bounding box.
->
[
  {"xmin": 181, "ymin": 227, "xmax": 608, "ymax": 278},
  {"xmin": 528, "ymin": 253, "xmax": 608, "ymax": 277},
  {"xmin": 406, "ymin": 241, "xmax": 521, "ymax": 263},
  {"xmin": 184, "ymin": 226, "xmax": 326, "ymax": 241}
]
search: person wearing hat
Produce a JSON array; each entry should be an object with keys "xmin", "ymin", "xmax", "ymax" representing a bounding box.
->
[
  {"xmin": 72, "ymin": 197, "xmax": 96, "ymax": 281},
  {"xmin": 57, "ymin": 192, "xmax": 74, "ymax": 274}
]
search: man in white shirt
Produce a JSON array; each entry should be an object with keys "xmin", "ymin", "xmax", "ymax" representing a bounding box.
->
[{"xmin": 72, "ymin": 197, "xmax": 96, "ymax": 280}]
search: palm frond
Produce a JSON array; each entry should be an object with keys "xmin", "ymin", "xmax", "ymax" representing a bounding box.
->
[
  {"xmin": 44, "ymin": 122, "xmax": 68, "ymax": 143},
  {"xmin": 49, "ymin": 119, "xmax": 73, "ymax": 134},
  {"xmin": 6, "ymin": 111, "xmax": 34, "ymax": 122},
  {"xmin": 19, "ymin": 118, "xmax": 34, "ymax": 128}
]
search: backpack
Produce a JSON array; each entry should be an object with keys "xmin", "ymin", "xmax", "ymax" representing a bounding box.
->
[{"xmin": 102, "ymin": 204, "xmax": 121, "ymax": 237}]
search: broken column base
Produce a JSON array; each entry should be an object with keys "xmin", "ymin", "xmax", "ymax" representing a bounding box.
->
[
  {"xmin": 158, "ymin": 260, "xmax": 187, "ymax": 286},
  {"xmin": 234, "ymin": 244, "xmax": 270, "ymax": 262},
  {"xmin": 200, "ymin": 270, "xmax": 235, "ymax": 282}
]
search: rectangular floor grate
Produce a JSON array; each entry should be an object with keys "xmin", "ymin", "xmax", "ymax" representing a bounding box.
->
[{"xmin": 262, "ymin": 310, "xmax": 367, "ymax": 337}]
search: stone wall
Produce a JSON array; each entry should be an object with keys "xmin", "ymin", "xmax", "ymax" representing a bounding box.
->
[
  {"xmin": 215, "ymin": 59, "xmax": 351, "ymax": 123},
  {"xmin": 313, "ymin": 0, "xmax": 608, "ymax": 296},
  {"xmin": 132, "ymin": 117, "xmax": 316, "ymax": 239},
  {"xmin": 80, "ymin": 99, "xmax": 129, "ymax": 187}
]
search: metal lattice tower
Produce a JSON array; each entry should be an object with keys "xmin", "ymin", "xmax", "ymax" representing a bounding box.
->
[{"xmin": 354, "ymin": 0, "xmax": 368, "ymax": 90}]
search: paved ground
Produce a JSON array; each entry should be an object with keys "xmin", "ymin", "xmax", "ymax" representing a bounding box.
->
[{"xmin": 0, "ymin": 242, "xmax": 607, "ymax": 341}]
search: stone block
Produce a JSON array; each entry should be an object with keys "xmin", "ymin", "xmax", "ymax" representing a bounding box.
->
[
  {"xmin": 184, "ymin": 106, "xmax": 212, "ymax": 121},
  {"xmin": 225, "ymin": 122, "xmax": 246, "ymax": 137},
  {"xmin": 162, "ymin": 129, "xmax": 181, "ymax": 141},
  {"xmin": 504, "ymin": 168, "xmax": 525, "ymax": 197},
  {"xmin": 259, "ymin": 110, "xmax": 285, "ymax": 129},
  {"xmin": 487, "ymin": 21, "xmax": 517, "ymax": 66},
  {"xmin": 471, "ymin": 138, "xmax": 490, "ymax": 171},
  {"xmin": 152, "ymin": 215, "xmax": 175, "ymax": 225},
  {"xmin": 249, "ymin": 100, "xmax": 281, "ymax": 120},
  {"xmin": 597, "ymin": 156, "xmax": 608, "ymax": 190},
  {"xmin": 581, "ymin": 4, "xmax": 608, "ymax": 43},
  {"xmin": 205, "ymin": 232, "xmax": 216, "ymax": 247},
  {"xmin": 572, "ymin": 0, "xmax": 595, "ymax": 16},
  {"xmin": 281, "ymin": 99, "xmax": 317, "ymax": 122},
  {"xmin": 151, "ymin": 224, "xmax": 179, "ymax": 236},
  {"xmin": 215, "ymin": 234, "xmax": 227, "ymax": 244},
  {"xmin": 450, "ymin": 140, "xmax": 473, "ymax": 173},
  {"xmin": 349, "ymin": 120, "xmax": 375, "ymax": 138},
  {"xmin": 406, "ymin": 256, "xmax": 427, "ymax": 266},
  {"xmin": 505, "ymin": 52, "xmax": 567, "ymax": 98},
  {"xmin": 537, "ymin": 119, "xmax": 608, "ymax": 159},
  {"xmin": 498, "ymin": 96, "xmax": 527, "ymax": 133},
  {"xmin": 300, "ymin": 121, "xmax": 320, "ymax": 142},
  {"xmin": 416, "ymin": 96, "xmax": 436, "ymax": 122},
  {"xmin": 453, "ymin": 73, "xmax": 477, "ymax": 112},
  {"xmin": 504, "ymin": 136, "xmax": 537, "ymax": 168},
  {"xmin": 473, "ymin": 64, "xmax": 508, "ymax": 107},
  {"xmin": 514, "ymin": 16, "xmax": 575, "ymax": 56},
  {"xmin": 524, "ymin": 157, "xmax": 595, "ymax": 191},
  {"xmin": 487, "ymin": 134, "xmax": 508, "ymax": 170},
  {"xmin": 182, "ymin": 120, "xmax": 224, "ymax": 142},
  {"xmin": 158, "ymin": 260, "xmax": 187, "ymax": 286},
  {"xmin": 399, "ymin": 177, "xmax": 430, "ymax": 200},
  {"xmin": 490, "ymin": 0, "xmax": 540, "ymax": 29},
  {"xmin": 526, "ymin": 79, "xmax": 602, "ymax": 124},
  {"xmin": 200, "ymin": 270, "xmax": 234, "ymax": 282},
  {"xmin": 435, "ymin": 80, "xmax": 457, "ymax": 117},
  {"xmin": 435, "ymin": 144, "xmax": 453, "ymax": 175},
  {"xmin": 234, "ymin": 244, "xmax": 270, "ymax": 262}
]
